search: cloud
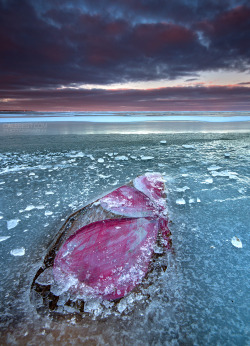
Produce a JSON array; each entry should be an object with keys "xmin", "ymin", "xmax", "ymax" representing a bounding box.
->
[
  {"xmin": 0, "ymin": 0, "xmax": 249, "ymax": 110},
  {"xmin": 2, "ymin": 85, "xmax": 250, "ymax": 111}
]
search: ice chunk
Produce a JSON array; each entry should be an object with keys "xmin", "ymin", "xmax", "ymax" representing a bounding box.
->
[
  {"xmin": 202, "ymin": 177, "xmax": 213, "ymax": 184},
  {"xmin": 97, "ymin": 158, "xmax": 104, "ymax": 163},
  {"xmin": 45, "ymin": 211, "xmax": 53, "ymax": 216},
  {"xmin": 0, "ymin": 236, "xmax": 11, "ymax": 242},
  {"xmin": 176, "ymin": 186, "xmax": 190, "ymax": 192},
  {"xmin": 140, "ymin": 156, "xmax": 154, "ymax": 160},
  {"xmin": 115, "ymin": 156, "xmax": 128, "ymax": 161},
  {"xmin": 207, "ymin": 165, "xmax": 222, "ymax": 171},
  {"xmin": 176, "ymin": 198, "xmax": 186, "ymax": 205},
  {"xmin": 160, "ymin": 140, "xmax": 166, "ymax": 144},
  {"xmin": 45, "ymin": 191, "xmax": 54, "ymax": 195},
  {"xmin": 182, "ymin": 144, "xmax": 195, "ymax": 149},
  {"xmin": 35, "ymin": 267, "xmax": 54, "ymax": 285},
  {"xmin": 10, "ymin": 247, "xmax": 25, "ymax": 256},
  {"xmin": 231, "ymin": 236, "xmax": 242, "ymax": 248},
  {"xmin": 224, "ymin": 153, "xmax": 230, "ymax": 158},
  {"xmin": 24, "ymin": 205, "xmax": 36, "ymax": 211},
  {"xmin": 7, "ymin": 219, "xmax": 20, "ymax": 230}
]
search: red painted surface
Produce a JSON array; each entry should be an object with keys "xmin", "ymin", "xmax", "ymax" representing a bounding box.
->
[{"xmin": 53, "ymin": 173, "xmax": 170, "ymax": 300}]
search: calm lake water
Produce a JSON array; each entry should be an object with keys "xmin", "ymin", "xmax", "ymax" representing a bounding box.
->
[{"xmin": 0, "ymin": 116, "xmax": 249, "ymax": 345}]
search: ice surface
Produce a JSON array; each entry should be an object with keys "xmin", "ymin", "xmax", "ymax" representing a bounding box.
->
[{"xmin": 0, "ymin": 131, "xmax": 249, "ymax": 345}]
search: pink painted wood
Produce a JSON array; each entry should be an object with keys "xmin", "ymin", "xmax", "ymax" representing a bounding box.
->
[{"xmin": 53, "ymin": 173, "xmax": 170, "ymax": 301}]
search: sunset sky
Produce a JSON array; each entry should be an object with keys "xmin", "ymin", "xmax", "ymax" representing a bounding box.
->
[{"xmin": 0, "ymin": 0, "xmax": 250, "ymax": 111}]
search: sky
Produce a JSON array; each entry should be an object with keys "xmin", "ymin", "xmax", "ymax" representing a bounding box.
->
[{"xmin": 0, "ymin": 0, "xmax": 250, "ymax": 111}]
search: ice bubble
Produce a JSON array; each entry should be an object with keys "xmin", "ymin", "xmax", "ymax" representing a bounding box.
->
[
  {"xmin": 10, "ymin": 247, "xmax": 25, "ymax": 256},
  {"xmin": 0, "ymin": 236, "xmax": 11, "ymax": 242},
  {"xmin": 7, "ymin": 219, "xmax": 20, "ymax": 230},
  {"xmin": 97, "ymin": 158, "xmax": 104, "ymax": 163},
  {"xmin": 140, "ymin": 156, "xmax": 154, "ymax": 160},
  {"xmin": 160, "ymin": 140, "xmax": 166, "ymax": 144},
  {"xmin": 176, "ymin": 198, "xmax": 186, "ymax": 205},
  {"xmin": 115, "ymin": 156, "xmax": 128, "ymax": 161},
  {"xmin": 231, "ymin": 236, "xmax": 242, "ymax": 248}
]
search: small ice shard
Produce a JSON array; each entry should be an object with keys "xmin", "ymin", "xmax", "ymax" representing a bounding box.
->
[
  {"xmin": 140, "ymin": 155, "xmax": 154, "ymax": 160},
  {"xmin": 182, "ymin": 144, "xmax": 195, "ymax": 149},
  {"xmin": 45, "ymin": 191, "xmax": 54, "ymax": 195},
  {"xmin": 231, "ymin": 236, "xmax": 242, "ymax": 248},
  {"xmin": 115, "ymin": 156, "xmax": 128, "ymax": 161},
  {"xmin": 176, "ymin": 198, "xmax": 186, "ymax": 205},
  {"xmin": 0, "ymin": 236, "xmax": 11, "ymax": 242},
  {"xmin": 160, "ymin": 140, "xmax": 166, "ymax": 144},
  {"xmin": 24, "ymin": 205, "xmax": 35, "ymax": 211},
  {"xmin": 10, "ymin": 247, "xmax": 25, "ymax": 256},
  {"xmin": 97, "ymin": 158, "xmax": 104, "ymax": 163},
  {"xmin": 203, "ymin": 177, "xmax": 213, "ymax": 184},
  {"xmin": 207, "ymin": 165, "xmax": 222, "ymax": 171},
  {"xmin": 176, "ymin": 186, "xmax": 190, "ymax": 192},
  {"xmin": 197, "ymin": 198, "xmax": 201, "ymax": 203},
  {"xmin": 45, "ymin": 211, "xmax": 53, "ymax": 216},
  {"xmin": 7, "ymin": 219, "xmax": 20, "ymax": 230},
  {"xmin": 224, "ymin": 153, "xmax": 230, "ymax": 158},
  {"xmin": 35, "ymin": 267, "xmax": 54, "ymax": 285}
]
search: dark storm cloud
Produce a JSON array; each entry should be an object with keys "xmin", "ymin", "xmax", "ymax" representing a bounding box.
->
[
  {"xmin": 2, "ymin": 86, "xmax": 250, "ymax": 111},
  {"xmin": 0, "ymin": 0, "xmax": 249, "ymax": 97}
]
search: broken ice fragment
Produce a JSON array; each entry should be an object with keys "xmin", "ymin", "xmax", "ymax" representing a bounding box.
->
[
  {"xmin": 10, "ymin": 247, "xmax": 25, "ymax": 256},
  {"xmin": 7, "ymin": 219, "xmax": 20, "ymax": 230},
  {"xmin": 140, "ymin": 155, "xmax": 154, "ymax": 160},
  {"xmin": 182, "ymin": 144, "xmax": 195, "ymax": 149},
  {"xmin": 0, "ymin": 236, "xmax": 11, "ymax": 242},
  {"xmin": 176, "ymin": 198, "xmax": 186, "ymax": 205},
  {"xmin": 160, "ymin": 140, "xmax": 166, "ymax": 144},
  {"xmin": 115, "ymin": 156, "xmax": 128, "ymax": 161},
  {"xmin": 231, "ymin": 236, "xmax": 242, "ymax": 248},
  {"xmin": 97, "ymin": 158, "xmax": 104, "ymax": 163}
]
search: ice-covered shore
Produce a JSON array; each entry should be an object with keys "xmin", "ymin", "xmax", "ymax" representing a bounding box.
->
[{"xmin": 0, "ymin": 132, "xmax": 249, "ymax": 345}]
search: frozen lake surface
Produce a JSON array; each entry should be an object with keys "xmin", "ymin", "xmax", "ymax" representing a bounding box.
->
[{"xmin": 0, "ymin": 130, "xmax": 249, "ymax": 345}]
